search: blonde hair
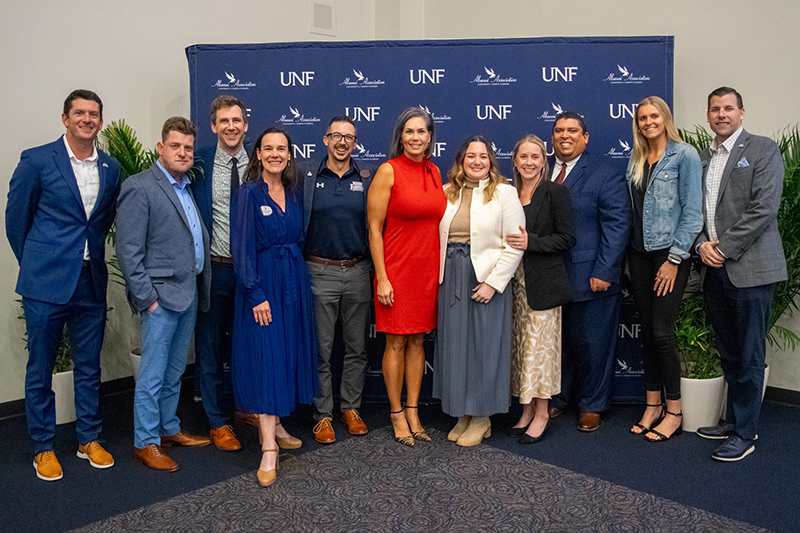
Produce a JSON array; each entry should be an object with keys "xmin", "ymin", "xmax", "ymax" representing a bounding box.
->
[
  {"xmin": 445, "ymin": 136, "xmax": 506, "ymax": 204},
  {"xmin": 511, "ymin": 135, "xmax": 550, "ymax": 202},
  {"xmin": 629, "ymin": 96, "xmax": 682, "ymax": 188}
]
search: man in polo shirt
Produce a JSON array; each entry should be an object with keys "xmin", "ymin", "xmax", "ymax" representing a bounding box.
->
[
  {"xmin": 695, "ymin": 87, "xmax": 786, "ymax": 462},
  {"xmin": 299, "ymin": 116, "xmax": 375, "ymax": 444}
]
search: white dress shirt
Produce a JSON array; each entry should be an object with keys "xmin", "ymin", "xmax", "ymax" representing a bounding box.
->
[{"xmin": 63, "ymin": 135, "xmax": 100, "ymax": 260}]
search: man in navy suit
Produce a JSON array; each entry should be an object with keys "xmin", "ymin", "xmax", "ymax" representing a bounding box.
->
[
  {"xmin": 547, "ymin": 112, "xmax": 631, "ymax": 432},
  {"xmin": 190, "ymin": 95, "xmax": 250, "ymax": 451},
  {"xmin": 6, "ymin": 89, "xmax": 121, "ymax": 481},
  {"xmin": 117, "ymin": 117, "xmax": 213, "ymax": 472},
  {"xmin": 695, "ymin": 87, "xmax": 786, "ymax": 461}
]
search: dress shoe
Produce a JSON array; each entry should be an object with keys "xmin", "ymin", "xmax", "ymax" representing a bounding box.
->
[
  {"xmin": 134, "ymin": 444, "xmax": 179, "ymax": 472},
  {"xmin": 644, "ymin": 410, "xmax": 683, "ymax": 442},
  {"xmin": 448, "ymin": 416, "xmax": 472, "ymax": 441},
  {"xmin": 257, "ymin": 449, "xmax": 279, "ymax": 487},
  {"xmin": 578, "ymin": 412, "xmax": 601, "ymax": 432},
  {"xmin": 456, "ymin": 416, "xmax": 491, "ymax": 447},
  {"xmin": 519, "ymin": 420, "xmax": 550, "ymax": 445},
  {"xmin": 548, "ymin": 405, "xmax": 565, "ymax": 418},
  {"xmin": 313, "ymin": 418, "xmax": 336, "ymax": 444},
  {"xmin": 276, "ymin": 422, "xmax": 302, "ymax": 449},
  {"xmin": 340, "ymin": 409, "xmax": 368, "ymax": 435},
  {"xmin": 697, "ymin": 421, "xmax": 736, "ymax": 440},
  {"xmin": 161, "ymin": 430, "xmax": 213, "ymax": 447},
  {"xmin": 211, "ymin": 425, "xmax": 242, "ymax": 451},
  {"xmin": 234, "ymin": 411, "xmax": 260, "ymax": 428},
  {"xmin": 33, "ymin": 451, "xmax": 63, "ymax": 481},
  {"xmin": 712, "ymin": 434, "xmax": 755, "ymax": 462},
  {"xmin": 507, "ymin": 422, "xmax": 530, "ymax": 439},
  {"xmin": 77, "ymin": 441, "xmax": 115, "ymax": 468}
]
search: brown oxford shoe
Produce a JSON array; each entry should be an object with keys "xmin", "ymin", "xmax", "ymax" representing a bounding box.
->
[
  {"xmin": 313, "ymin": 418, "xmax": 336, "ymax": 444},
  {"xmin": 134, "ymin": 444, "xmax": 179, "ymax": 472},
  {"xmin": 578, "ymin": 412, "xmax": 601, "ymax": 432},
  {"xmin": 161, "ymin": 430, "xmax": 213, "ymax": 447},
  {"xmin": 340, "ymin": 409, "xmax": 368, "ymax": 435},
  {"xmin": 210, "ymin": 425, "xmax": 242, "ymax": 451},
  {"xmin": 548, "ymin": 405, "xmax": 565, "ymax": 418},
  {"xmin": 234, "ymin": 411, "xmax": 260, "ymax": 428}
]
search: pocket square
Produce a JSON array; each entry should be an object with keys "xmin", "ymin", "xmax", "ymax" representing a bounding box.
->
[{"xmin": 737, "ymin": 157, "xmax": 749, "ymax": 168}]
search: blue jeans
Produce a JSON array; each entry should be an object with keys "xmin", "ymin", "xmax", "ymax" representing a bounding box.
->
[{"xmin": 134, "ymin": 295, "xmax": 198, "ymax": 448}]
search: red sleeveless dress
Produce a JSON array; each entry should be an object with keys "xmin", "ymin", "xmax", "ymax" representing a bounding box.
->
[{"xmin": 375, "ymin": 154, "xmax": 446, "ymax": 334}]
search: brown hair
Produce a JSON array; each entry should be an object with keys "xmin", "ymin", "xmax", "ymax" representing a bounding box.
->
[
  {"xmin": 210, "ymin": 95, "xmax": 247, "ymax": 125},
  {"xmin": 161, "ymin": 116, "xmax": 197, "ymax": 142},
  {"xmin": 445, "ymin": 136, "xmax": 505, "ymax": 204},
  {"xmin": 242, "ymin": 127, "xmax": 298, "ymax": 191}
]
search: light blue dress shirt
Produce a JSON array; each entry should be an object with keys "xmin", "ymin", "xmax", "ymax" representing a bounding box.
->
[{"xmin": 157, "ymin": 161, "xmax": 204, "ymax": 273}]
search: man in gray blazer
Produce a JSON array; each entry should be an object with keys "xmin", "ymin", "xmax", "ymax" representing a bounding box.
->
[
  {"xmin": 694, "ymin": 87, "xmax": 786, "ymax": 462},
  {"xmin": 117, "ymin": 117, "xmax": 213, "ymax": 471}
]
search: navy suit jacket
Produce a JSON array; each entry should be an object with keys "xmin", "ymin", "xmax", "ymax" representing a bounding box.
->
[
  {"xmin": 6, "ymin": 138, "xmax": 121, "ymax": 304},
  {"xmin": 116, "ymin": 164, "xmax": 211, "ymax": 315},
  {"xmin": 549, "ymin": 151, "xmax": 631, "ymax": 302}
]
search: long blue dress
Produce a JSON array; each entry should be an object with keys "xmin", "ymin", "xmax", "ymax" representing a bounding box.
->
[{"xmin": 230, "ymin": 179, "xmax": 317, "ymax": 417}]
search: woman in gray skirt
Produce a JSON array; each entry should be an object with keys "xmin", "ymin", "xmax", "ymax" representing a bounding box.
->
[{"xmin": 433, "ymin": 135, "xmax": 525, "ymax": 446}]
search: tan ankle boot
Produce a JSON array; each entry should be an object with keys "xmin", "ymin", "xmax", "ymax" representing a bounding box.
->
[
  {"xmin": 447, "ymin": 416, "xmax": 472, "ymax": 442},
  {"xmin": 456, "ymin": 416, "xmax": 491, "ymax": 447}
]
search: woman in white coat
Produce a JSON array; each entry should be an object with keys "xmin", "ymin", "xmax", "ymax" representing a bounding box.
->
[{"xmin": 433, "ymin": 135, "xmax": 525, "ymax": 447}]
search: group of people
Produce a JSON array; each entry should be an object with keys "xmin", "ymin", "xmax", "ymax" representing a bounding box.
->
[{"xmin": 7, "ymin": 84, "xmax": 785, "ymax": 486}]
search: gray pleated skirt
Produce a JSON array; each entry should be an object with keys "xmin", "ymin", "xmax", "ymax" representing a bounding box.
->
[{"xmin": 433, "ymin": 242, "xmax": 512, "ymax": 417}]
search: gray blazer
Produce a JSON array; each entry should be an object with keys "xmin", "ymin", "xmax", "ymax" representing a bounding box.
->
[
  {"xmin": 116, "ymin": 164, "xmax": 211, "ymax": 314},
  {"xmin": 695, "ymin": 129, "xmax": 787, "ymax": 288}
]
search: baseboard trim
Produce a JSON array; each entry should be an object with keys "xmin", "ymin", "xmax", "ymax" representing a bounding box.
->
[{"xmin": 764, "ymin": 385, "xmax": 800, "ymax": 406}]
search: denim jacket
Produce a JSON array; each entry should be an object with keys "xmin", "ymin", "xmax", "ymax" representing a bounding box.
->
[{"xmin": 626, "ymin": 140, "xmax": 703, "ymax": 258}]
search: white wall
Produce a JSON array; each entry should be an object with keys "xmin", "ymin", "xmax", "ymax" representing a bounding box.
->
[{"xmin": 2, "ymin": 0, "xmax": 799, "ymax": 404}]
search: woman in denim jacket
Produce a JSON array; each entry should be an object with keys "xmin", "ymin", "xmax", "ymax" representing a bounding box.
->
[{"xmin": 626, "ymin": 96, "xmax": 703, "ymax": 442}]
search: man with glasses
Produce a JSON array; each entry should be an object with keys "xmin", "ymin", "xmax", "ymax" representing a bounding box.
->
[{"xmin": 299, "ymin": 116, "xmax": 375, "ymax": 443}]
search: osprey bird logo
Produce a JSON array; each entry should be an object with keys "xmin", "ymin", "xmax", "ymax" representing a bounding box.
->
[
  {"xmin": 619, "ymin": 140, "xmax": 631, "ymax": 152},
  {"xmin": 353, "ymin": 69, "xmax": 365, "ymax": 82},
  {"xmin": 552, "ymin": 103, "xmax": 564, "ymax": 114},
  {"xmin": 356, "ymin": 143, "xmax": 367, "ymax": 155},
  {"xmin": 289, "ymin": 107, "xmax": 301, "ymax": 119},
  {"xmin": 418, "ymin": 105, "xmax": 431, "ymax": 115},
  {"xmin": 617, "ymin": 359, "xmax": 630, "ymax": 372},
  {"xmin": 484, "ymin": 67, "xmax": 497, "ymax": 79},
  {"xmin": 225, "ymin": 72, "xmax": 236, "ymax": 83},
  {"xmin": 617, "ymin": 65, "xmax": 630, "ymax": 77},
  {"xmin": 491, "ymin": 142, "xmax": 499, "ymax": 154}
]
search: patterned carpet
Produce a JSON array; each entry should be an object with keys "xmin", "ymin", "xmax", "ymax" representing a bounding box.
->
[{"xmin": 71, "ymin": 427, "xmax": 768, "ymax": 533}]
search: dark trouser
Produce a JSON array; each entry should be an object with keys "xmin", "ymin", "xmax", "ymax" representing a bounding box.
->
[
  {"xmin": 703, "ymin": 267, "xmax": 773, "ymax": 441},
  {"xmin": 194, "ymin": 261, "xmax": 236, "ymax": 429},
  {"xmin": 306, "ymin": 259, "xmax": 372, "ymax": 421},
  {"xmin": 23, "ymin": 264, "xmax": 106, "ymax": 454},
  {"xmin": 628, "ymin": 248, "xmax": 691, "ymax": 400},
  {"xmin": 554, "ymin": 291, "xmax": 622, "ymax": 413}
]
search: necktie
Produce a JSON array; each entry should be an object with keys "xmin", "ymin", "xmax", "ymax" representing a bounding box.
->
[
  {"xmin": 230, "ymin": 157, "xmax": 240, "ymax": 199},
  {"xmin": 554, "ymin": 162, "xmax": 566, "ymax": 184}
]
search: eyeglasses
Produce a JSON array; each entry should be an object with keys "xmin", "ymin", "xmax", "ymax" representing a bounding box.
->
[{"xmin": 326, "ymin": 132, "xmax": 357, "ymax": 143}]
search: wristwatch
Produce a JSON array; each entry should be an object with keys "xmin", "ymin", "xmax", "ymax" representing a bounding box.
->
[{"xmin": 667, "ymin": 252, "xmax": 682, "ymax": 265}]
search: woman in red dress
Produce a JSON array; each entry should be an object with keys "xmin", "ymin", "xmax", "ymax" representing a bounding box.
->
[{"xmin": 368, "ymin": 107, "xmax": 446, "ymax": 446}]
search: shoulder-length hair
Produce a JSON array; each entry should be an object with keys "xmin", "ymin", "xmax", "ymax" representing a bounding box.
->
[
  {"xmin": 389, "ymin": 107, "xmax": 435, "ymax": 159},
  {"xmin": 445, "ymin": 135, "xmax": 506, "ymax": 204},
  {"xmin": 242, "ymin": 127, "xmax": 298, "ymax": 191},
  {"xmin": 511, "ymin": 134, "xmax": 550, "ymax": 201},
  {"xmin": 629, "ymin": 96, "xmax": 682, "ymax": 188}
]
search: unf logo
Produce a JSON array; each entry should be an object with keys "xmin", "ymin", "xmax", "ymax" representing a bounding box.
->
[
  {"xmin": 293, "ymin": 144, "xmax": 316, "ymax": 159},
  {"xmin": 542, "ymin": 67, "xmax": 578, "ymax": 82},
  {"xmin": 409, "ymin": 69, "xmax": 445, "ymax": 84},
  {"xmin": 610, "ymin": 103, "xmax": 638, "ymax": 119},
  {"xmin": 280, "ymin": 71, "xmax": 315, "ymax": 86},
  {"xmin": 345, "ymin": 106, "xmax": 381, "ymax": 122},
  {"xmin": 432, "ymin": 142, "xmax": 447, "ymax": 158},
  {"xmin": 476, "ymin": 105, "xmax": 512, "ymax": 120}
]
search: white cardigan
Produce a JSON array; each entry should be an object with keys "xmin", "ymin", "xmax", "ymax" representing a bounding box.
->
[{"xmin": 438, "ymin": 180, "xmax": 525, "ymax": 293}]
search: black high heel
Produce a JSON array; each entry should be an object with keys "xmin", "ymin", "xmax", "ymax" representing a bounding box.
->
[
  {"xmin": 390, "ymin": 409, "xmax": 414, "ymax": 447},
  {"xmin": 644, "ymin": 410, "xmax": 683, "ymax": 442},
  {"xmin": 404, "ymin": 405, "xmax": 431, "ymax": 442},
  {"xmin": 629, "ymin": 403, "xmax": 664, "ymax": 435}
]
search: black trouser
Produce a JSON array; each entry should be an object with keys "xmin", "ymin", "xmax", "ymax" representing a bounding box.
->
[{"xmin": 628, "ymin": 248, "xmax": 691, "ymax": 400}]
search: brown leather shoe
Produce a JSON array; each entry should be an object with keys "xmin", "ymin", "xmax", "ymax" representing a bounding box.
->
[
  {"xmin": 548, "ymin": 405, "xmax": 565, "ymax": 418},
  {"xmin": 77, "ymin": 441, "xmax": 115, "ymax": 468},
  {"xmin": 340, "ymin": 409, "xmax": 368, "ymax": 435},
  {"xmin": 211, "ymin": 425, "xmax": 242, "ymax": 451},
  {"xmin": 34, "ymin": 451, "xmax": 63, "ymax": 481},
  {"xmin": 234, "ymin": 411, "xmax": 260, "ymax": 428},
  {"xmin": 313, "ymin": 417, "xmax": 336, "ymax": 444},
  {"xmin": 134, "ymin": 444, "xmax": 180, "ymax": 471},
  {"xmin": 578, "ymin": 412, "xmax": 601, "ymax": 432},
  {"xmin": 161, "ymin": 430, "xmax": 213, "ymax": 447}
]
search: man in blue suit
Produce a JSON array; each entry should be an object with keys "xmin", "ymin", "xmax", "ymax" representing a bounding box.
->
[
  {"xmin": 6, "ymin": 89, "xmax": 121, "ymax": 481},
  {"xmin": 695, "ymin": 87, "xmax": 786, "ymax": 462},
  {"xmin": 547, "ymin": 112, "xmax": 631, "ymax": 432},
  {"xmin": 190, "ymin": 95, "xmax": 250, "ymax": 451},
  {"xmin": 117, "ymin": 117, "xmax": 213, "ymax": 472}
]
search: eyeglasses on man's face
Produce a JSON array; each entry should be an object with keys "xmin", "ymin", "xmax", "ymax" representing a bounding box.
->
[{"xmin": 326, "ymin": 132, "xmax": 357, "ymax": 143}]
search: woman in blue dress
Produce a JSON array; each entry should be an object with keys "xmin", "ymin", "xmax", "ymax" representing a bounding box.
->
[{"xmin": 231, "ymin": 127, "xmax": 317, "ymax": 487}]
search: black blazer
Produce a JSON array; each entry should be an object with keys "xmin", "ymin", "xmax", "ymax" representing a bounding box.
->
[{"xmin": 521, "ymin": 179, "xmax": 576, "ymax": 310}]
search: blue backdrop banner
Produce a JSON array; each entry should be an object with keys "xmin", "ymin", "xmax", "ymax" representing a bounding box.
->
[{"xmin": 187, "ymin": 36, "xmax": 672, "ymax": 404}]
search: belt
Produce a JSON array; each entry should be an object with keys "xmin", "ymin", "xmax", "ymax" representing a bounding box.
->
[
  {"xmin": 210, "ymin": 255, "xmax": 234, "ymax": 265},
  {"xmin": 305, "ymin": 254, "xmax": 366, "ymax": 269}
]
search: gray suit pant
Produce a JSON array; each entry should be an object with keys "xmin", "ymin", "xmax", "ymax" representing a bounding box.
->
[{"xmin": 306, "ymin": 260, "xmax": 372, "ymax": 420}]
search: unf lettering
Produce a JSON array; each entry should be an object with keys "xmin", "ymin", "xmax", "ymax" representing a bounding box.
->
[
  {"xmin": 476, "ymin": 105, "xmax": 512, "ymax": 120},
  {"xmin": 280, "ymin": 71, "xmax": 315, "ymax": 86},
  {"xmin": 293, "ymin": 144, "xmax": 316, "ymax": 159},
  {"xmin": 542, "ymin": 67, "xmax": 578, "ymax": 82},
  {"xmin": 345, "ymin": 107, "xmax": 381, "ymax": 122},
  {"xmin": 409, "ymin": 69, "xmax": 446, "ymax": 84},
  {"xmin": 609, "ymin": 103, "xmax": 638, "ymax": 119}
]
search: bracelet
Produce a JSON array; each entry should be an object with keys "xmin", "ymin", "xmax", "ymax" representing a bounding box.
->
[{"xmin": 668, "ymin": 252, "xmax": 682, "ymax": 265}]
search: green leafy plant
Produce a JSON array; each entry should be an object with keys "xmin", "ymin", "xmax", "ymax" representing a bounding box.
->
[{"xmin": 674, "ymin": 284, "xmax": 721, "ymax": 379}]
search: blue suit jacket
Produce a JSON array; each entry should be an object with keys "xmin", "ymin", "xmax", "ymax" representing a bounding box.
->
[
  {"xmin": 6, "ymin": 138, "xmax": 121, "ymax": 304},
  {"xmin": 549, "ymin": 151, "xmax": 631, "ymax": 302}
]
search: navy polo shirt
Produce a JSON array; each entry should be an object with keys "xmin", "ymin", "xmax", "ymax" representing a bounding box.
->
[{"xmin": 304, "ymin": 158, "xmax": 369, "ymax": 260}]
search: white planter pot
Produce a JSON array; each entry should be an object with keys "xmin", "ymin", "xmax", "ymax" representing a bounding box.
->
[
  {"xmin": 680, "ymin": 374, "xmax": 725, "ymax": 433},
  {"xmin": 52, "ymin": 370, "xmax": 77, "ymax": 425},
  {"xmin": 130, "ymin": 347, "xmax": 142, "ymax": 382},
  {"xmin": 720, "ymin": 364, "xmax": 769, "ymax": 421}
]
